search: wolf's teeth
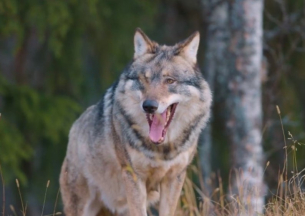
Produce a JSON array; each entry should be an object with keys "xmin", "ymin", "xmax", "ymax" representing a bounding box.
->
[{"xmin": 166, "ymin": 108, "xmax": 171, "ymax": 122}]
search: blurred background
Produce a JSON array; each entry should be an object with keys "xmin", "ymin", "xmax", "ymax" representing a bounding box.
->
[{"xmin": 0, "ymin": 0, "xmax": 304, "ymax": 215}]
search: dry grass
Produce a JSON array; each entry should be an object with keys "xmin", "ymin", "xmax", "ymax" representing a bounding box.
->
[
  {"xmin": 1, "ymin": 151, "xmax": 305, "ymax": 216},
  {"xmin": 1, "ymin": 107, "xmax": 305, "ymax": 216},
  {"xmin": 0, "ymin": 162, "xmax": 305, "ymax": 216},
  {"xmin": 174, "ymin": 106, "xmax": 305, "ymax": 216},
  {"xmin": 173, "ymin": 160, "xmax": 305, "ymax": 216}
]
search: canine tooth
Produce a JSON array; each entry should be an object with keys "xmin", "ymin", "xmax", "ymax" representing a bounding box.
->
[{"xmin": 166, "ymin": 108, "xmax": 171, "ymax": 122}]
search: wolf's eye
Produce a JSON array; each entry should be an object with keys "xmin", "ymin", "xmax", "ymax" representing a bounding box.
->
[
  {"xmin": 165, "ymin": 78, "xmax": 176, "ymax": 84},
  {"xmin": 126, "ymin": 76, "xmax": 138, "ymax": 81}
]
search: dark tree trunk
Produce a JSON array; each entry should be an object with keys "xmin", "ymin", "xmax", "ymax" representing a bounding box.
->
[{"xmin": 199, "ymin": 0, "xmax": 230, "ymax": 194}]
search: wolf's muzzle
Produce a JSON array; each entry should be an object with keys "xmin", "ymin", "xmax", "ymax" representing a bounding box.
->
[{"xmin": 142, "ymin": 100, "xmax": 158, "ymax": 114}]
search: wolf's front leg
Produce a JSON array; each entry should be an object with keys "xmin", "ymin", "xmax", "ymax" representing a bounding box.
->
[
  {"xmin": 82, "ymin": 186, "xmax": 102, "ymax": 216},
  {"xmin": 122, "ymin": 168, "xmax": 147, "ymax": 216},
  {"xmin": 159, "ymin": 169, "xmax": 186, "ymax": 216}
]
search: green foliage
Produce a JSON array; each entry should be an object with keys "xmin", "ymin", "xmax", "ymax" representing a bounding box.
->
[
  {"xmin": 0, "ymin": 116, "xmax": 31, "ymax": 183},
  {"xmin": 0, "ymin": 0, "xmax": 157, "ymax": 191},
  {"xmin": 0, "ymin": 76, "xmax": 81, "ymax": 183},
  {"xmin": 0, "ymin": 0, "xmax": 304, "ymax": 212}
]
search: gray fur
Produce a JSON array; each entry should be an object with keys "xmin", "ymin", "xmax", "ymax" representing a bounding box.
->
[{"xmin": 60, "ymin": 28, "xmax": 212, "ymax": 216}]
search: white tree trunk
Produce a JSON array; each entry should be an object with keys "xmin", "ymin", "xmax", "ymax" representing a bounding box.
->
[
  {"xmin": 225, "ymin": 0, "xmax": 265, "ymax": 215},
  {"xmin": 201, "ymin": 0, "xmax": 265, "ymax": 214}
]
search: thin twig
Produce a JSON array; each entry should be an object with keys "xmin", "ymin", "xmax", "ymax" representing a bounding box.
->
[
  {"xmin": 276, "ymin": 105, "xmax": 288, "ymax": 210},
  {"xmin": 52, "ymin": 187, "xmax": 61, "ymax": 216},
  {"xmin": 41, "ymin": 180, "xmax": 50, "ymax": 216},
  {"xmin": 15, "ymin": 179, "xmax": 25, "ymax": 216},
  {"xmin": 0, "ymin": 163, "xmax": 5, "ymax": 216}
]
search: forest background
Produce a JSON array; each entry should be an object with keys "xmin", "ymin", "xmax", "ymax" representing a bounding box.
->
[{"xmin": 0, "ymin": 0, "xmax": 304, "ymax": 215}]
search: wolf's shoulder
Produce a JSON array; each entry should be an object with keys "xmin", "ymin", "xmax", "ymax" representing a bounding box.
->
[{"xmin": 70, "ymin": 105, "xmax": 98, "ymax": 132}]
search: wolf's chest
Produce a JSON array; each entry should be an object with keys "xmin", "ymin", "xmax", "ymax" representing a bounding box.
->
[{"xmin": 129, "ymin": 146, "xmax": 191, "ymax": 181}]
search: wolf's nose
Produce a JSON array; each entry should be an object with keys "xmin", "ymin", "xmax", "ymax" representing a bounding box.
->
[{"xmin": 142, "ymin": 100, "xmax": 158, "ymax": 114}]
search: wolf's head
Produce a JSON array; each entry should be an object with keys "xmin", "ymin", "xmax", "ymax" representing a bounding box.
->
[{"xmin": 116, "ymin": 28, "xmax": 211, "ymax": 146}]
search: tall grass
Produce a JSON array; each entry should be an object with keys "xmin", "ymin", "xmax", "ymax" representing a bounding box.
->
[
  {"xmin": 0, "ymin": 163, "xmax": 5, "ymax": 216},
  {"xmin": 174, "ymin": 106, "xmax": 305, "ymax": 216},
  {"xmin": 175, "ymin": 153, "xmax": 305, "ymax": 216},
  {"xmin": 1, "ymin": 107, "xmax": 305, "ymax": 216},
  {"xmin": 0, "ymin": 178, "xmax": 62, "ymax": 216}
]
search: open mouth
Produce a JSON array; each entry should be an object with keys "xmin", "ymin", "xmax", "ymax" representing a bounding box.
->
[{"xmin": 146, "ymin": 103, "xmax": 178, "ymax": 144}]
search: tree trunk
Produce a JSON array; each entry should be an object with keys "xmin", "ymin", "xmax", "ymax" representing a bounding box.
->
[
  {"xmin": 199, "ymin": 0, "xmax": 230, "ymax": 194},
  {"xmin": 225, "ymin": 0, "xmax": 265, "ymax": 215}
]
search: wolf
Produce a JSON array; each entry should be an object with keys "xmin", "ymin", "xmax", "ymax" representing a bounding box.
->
[{"xmin": 59, "ymin": 28, "xmax": 212, "ymax": 216}]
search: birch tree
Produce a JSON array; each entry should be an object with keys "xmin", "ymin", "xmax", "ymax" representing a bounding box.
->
[
  {"xmin": 225, "ymin": 0, "xmax": 265, "ymax": 214},
  {"xmin": 201, "ymin": 0, "xmax": 265, "ymax": 214}
]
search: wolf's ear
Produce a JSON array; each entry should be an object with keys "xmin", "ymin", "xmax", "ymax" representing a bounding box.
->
[
  {"xmin": 134, "ymin": 28, "xmax": 154, "ymax": 58},
  {"xmin": 177, "ymin": 31, "xmax": 200, "ymax": 63}
]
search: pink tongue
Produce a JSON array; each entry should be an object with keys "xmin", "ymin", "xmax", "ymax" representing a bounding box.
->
[{"xmin": 149, "ymin": 110, "xmax": 167, "ymax": 143}]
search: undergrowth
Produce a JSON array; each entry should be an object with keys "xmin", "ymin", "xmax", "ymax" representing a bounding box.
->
[
  {"xmin": 175, "ymin": 106, "xmax": 305, "ymax": 216},
  {"xmin": 1, "ymin": 106, "xmax": 305, "ymax": 216}
]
